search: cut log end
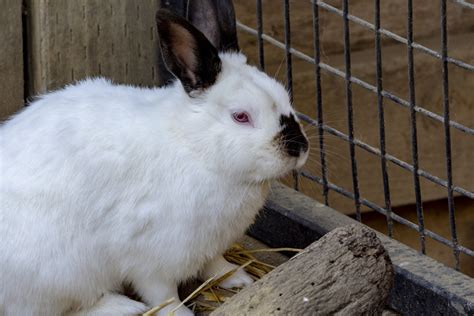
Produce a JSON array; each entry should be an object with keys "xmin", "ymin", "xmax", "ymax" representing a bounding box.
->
[{"xmin": 212, "ymin": 224, "xmax": 394, "ymax": 315}]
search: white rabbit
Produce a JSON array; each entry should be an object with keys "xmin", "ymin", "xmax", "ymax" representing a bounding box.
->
[{"xmin": 0, "ymin": 3, "xmax": 309, "ymax": 316}]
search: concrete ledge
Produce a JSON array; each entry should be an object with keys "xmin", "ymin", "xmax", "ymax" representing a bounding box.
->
[{"xmin": 248, "ymin": 183, "xmax": 474, "ymax": 315}]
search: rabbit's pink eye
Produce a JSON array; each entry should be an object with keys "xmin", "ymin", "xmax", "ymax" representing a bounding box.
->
[{"xmin": 232, "ymin": 112, "xmax": 251, "ymax": 124}]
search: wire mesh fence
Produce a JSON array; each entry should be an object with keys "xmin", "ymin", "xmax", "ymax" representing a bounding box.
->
[{"xmin": 236, "ymin": 0, "xmax": 474, "ymax": 272}]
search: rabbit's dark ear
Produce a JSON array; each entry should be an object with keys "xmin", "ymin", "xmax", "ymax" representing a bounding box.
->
[
  {"xmin": 160, "ymin": 0, "xmax": 187, "ymax": 18},
  {"xmin": 187, "ymin": 0, "xmax": 240, "ymax": 52},
  {"xmin": 156, "ymin": 9, "xmax": 222, "ymax": 93}
]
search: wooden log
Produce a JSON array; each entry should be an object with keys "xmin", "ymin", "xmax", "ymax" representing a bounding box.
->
[{"xmin": 212, "ymin": 224, "xmax": 393, "ymax": 315}]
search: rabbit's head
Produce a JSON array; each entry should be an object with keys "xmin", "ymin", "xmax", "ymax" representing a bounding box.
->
[{"xmin": 156, "ymin": 1, "xmax": 308, "ymax": 182}]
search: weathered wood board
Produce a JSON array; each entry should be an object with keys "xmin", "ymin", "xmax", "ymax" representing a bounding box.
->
[
  {"xmin": 0, "ymin": 0, "xmax": 24, "ymax": 120},
  {"xmin": 27, "ymin": 0, "xmax": 161, "ymax": 95}
]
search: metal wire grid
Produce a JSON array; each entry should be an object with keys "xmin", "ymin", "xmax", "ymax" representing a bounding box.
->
[{"xmin": 236, "ymin": 0, "xmax": 474, "ymax": 270}]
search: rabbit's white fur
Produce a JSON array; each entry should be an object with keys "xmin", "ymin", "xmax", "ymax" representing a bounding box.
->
[{"xmin": 0, "ymin": 52, "xmax": 307, "ymax": 315}]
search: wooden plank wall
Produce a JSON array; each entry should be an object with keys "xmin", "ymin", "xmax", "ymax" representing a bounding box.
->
[
  {"xmin": 0, "ymin": 0, "xmax": 24, "ymax": 120},
  {"xmin": 28, "ymin": 0, "xmax": 161, "ymax": 95}
]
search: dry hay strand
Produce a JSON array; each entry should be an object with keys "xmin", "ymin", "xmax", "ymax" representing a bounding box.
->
[
  {"xmin": 144, "ymin": 243, "xmax": 302, "ymax": 315},
  {"xmin": 143, "ymin": 298, "xmax": 175, "ymax": 316}
]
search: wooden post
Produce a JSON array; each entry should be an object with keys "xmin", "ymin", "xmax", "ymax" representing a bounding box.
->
[{"xmin": 0, "ymin": 0, "xmax": 24, "ymax": 119}]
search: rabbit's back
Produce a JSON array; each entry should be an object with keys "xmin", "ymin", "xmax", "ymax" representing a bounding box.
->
[{"xmin": 1, "ymin": 78, "xmax": 171, "ymax": 193}]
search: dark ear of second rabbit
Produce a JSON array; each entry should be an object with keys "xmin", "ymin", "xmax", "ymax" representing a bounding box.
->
[
  {"xmin": 156, "ymin": 9, "xmax": 222, "ymax": 94},
  {"xmin": 187, "ymin": 0, "xmax": 240, "ymax": 53}
]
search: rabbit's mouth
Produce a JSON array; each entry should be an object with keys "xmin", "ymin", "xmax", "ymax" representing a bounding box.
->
[{"xmin": 295, "ymin": 148, "xmax": 309, "ymax": 169}]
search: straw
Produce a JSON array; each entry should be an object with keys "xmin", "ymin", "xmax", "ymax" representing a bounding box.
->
[{"xmin": 143, "ymin": 243, "xmax": 300, "ymax": 315}]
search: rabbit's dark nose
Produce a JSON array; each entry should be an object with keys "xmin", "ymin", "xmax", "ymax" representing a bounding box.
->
[{"xmin": 277, "ymin": 114, "xmax": 309, "ymax": 157}]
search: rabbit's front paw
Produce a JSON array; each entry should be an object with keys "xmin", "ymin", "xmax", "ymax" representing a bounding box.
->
[
  {"xmin": 201, "ymin": 255, "xmax": 254, "ymax": 289},
  {"xmin": 218, "ymin": 267, "xmax": 254, "ymax": 289}
]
